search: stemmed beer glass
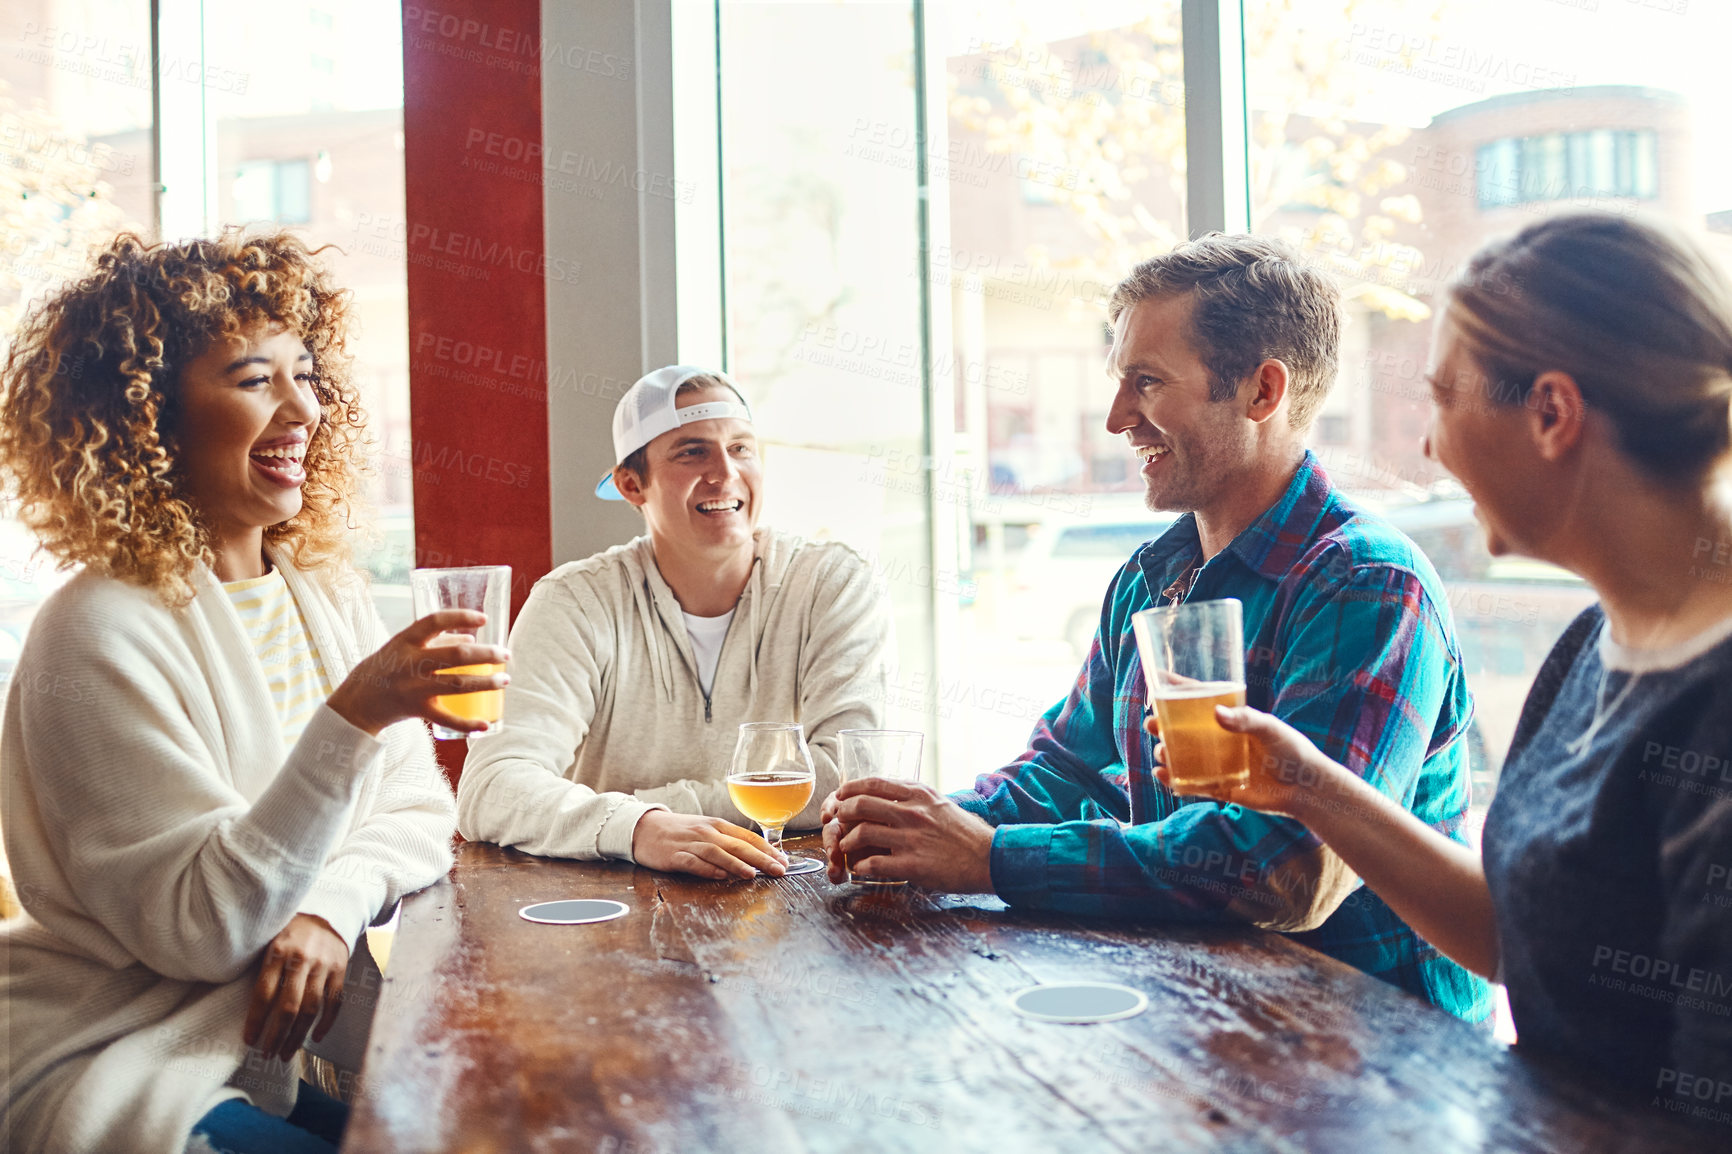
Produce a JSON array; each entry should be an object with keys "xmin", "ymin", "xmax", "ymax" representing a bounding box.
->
[{"xmin": 726, "ymin": 722, "xmax": 826, "ymax": 876}]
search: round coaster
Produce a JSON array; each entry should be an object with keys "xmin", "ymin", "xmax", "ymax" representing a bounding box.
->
[
  {"xmin": 777, "ymin": 856, "xmax": 827, "ymax": 876},
  {"xmin": 1008, "ymin": 982, "xmax": 1148, "ymax": 1024},
  {"xmin": 518, "ymin": 899, "xmax": 631, "ymax": 925}
]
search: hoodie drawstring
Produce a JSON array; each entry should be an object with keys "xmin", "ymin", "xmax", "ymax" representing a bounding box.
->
[{"xmin": 747, "ymin": 554, "xmax": 761, "ymax": 698}]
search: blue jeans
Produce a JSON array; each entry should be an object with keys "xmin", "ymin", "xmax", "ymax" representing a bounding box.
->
[{"xmin": 187, "ymin": 1080, "xmax": 348, "ymax": 1154}]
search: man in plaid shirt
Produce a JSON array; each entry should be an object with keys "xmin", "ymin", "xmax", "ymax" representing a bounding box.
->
[{"xmin": 824, "ymin": 234, "xmax": 1492, "ymax": 1022}]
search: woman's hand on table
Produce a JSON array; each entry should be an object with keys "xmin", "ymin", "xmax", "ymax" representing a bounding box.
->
[
  {"xmin": 326, "ymin": 609, "xmax": 510, "ymax": 738},
  {"xmin": 1144, "ymin": 704, "xmax": 1349, "ymax": 821},
  {"xmin": 631, "ymin": 810, "xmax": 789, "ymax": 881},
  {"xmin": 243, "ymin": 913, "xmax": 350, "ymax": 1062}
]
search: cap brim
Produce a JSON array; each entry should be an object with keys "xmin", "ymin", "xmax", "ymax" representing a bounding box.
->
[{"xmin": 595, "ymin": 470, "xmax": 625, "ymax": 500}]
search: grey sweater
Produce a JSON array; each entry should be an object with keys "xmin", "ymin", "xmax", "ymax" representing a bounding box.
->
[
  {"xmin": 1484, "ymin": 604, "xmax": 1732, "ymax": 1101},
  {"xmin": 457, "ymin": 528, "xmax": 891, "ymax": 859}
]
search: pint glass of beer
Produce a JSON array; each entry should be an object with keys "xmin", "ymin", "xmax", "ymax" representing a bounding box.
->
[
  {"xmin": 837, "ymin": 729, "xmax": 924, "ymax": 886},
  {"xmin": 410, "ymin": 565, "xmax": 511, "ymax": 740},
  {"xmin": 1130, "ymin": 598, "xmax": 1250, "ymax": 791}
]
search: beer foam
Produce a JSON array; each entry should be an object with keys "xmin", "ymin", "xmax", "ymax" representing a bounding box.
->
[{"xmin": 1149, "ymin": 680, "xmax": 1244, "ymax": 700}]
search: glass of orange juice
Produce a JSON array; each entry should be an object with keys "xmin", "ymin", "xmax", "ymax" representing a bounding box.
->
[
  {"xmin": 409, "ymin": 565, "xmax": 511, "ymax": 740},
  {"xmin": 1130, "ymin": 598, "xmax": 1250, "ymax": 792}
]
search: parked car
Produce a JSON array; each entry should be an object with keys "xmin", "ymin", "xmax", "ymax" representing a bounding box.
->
[{"xmin": 1006, "ymin": 512, "xmax": 1179, "ymax": 658}]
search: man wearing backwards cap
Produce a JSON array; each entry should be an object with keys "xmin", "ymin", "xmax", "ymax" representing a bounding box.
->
[{"xmin": 457, "ymin": 366, "xmax": 891, "ymax": 879}]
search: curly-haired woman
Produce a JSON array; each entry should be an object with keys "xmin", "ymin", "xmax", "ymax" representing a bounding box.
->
[
  {"xmin": 1150, "ymin": 213, "xmax": 1732, "ymax": 1111},
  {"xmin": 0, "ymin": 232, "xmax": 507, "ymax": 1153}
]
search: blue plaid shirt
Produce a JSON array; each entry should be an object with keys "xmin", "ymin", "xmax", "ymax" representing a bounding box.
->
[{"xmin": 955, "ymin": 453, "xmax": 1493, "ymax": 1021}]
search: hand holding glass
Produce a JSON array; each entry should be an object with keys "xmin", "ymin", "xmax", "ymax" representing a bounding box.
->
[
  {"xmin": 409, "ymin": 565, "xmax": 511, "ymax": 740},
  {"xmin": 1131, "ymin": 598, "xmax": 1250, "ymax": 791},
  {"xmin": 727, "ymin": 723, "xmax": 826, "ymax": 876},
  {"xmin": 838, "ymin": 728, "xmax": 924, "ymax": 885}
]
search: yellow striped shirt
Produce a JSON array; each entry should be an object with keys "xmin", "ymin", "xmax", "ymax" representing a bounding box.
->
[{"xmin": 223, "ymin": 568, "xmax": 331, "ymax": 749}]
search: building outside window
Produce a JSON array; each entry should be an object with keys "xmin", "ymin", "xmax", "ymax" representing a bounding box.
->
[
  {"xmin": 1477, "ymin": 128, "xmax": 1658, "ymax": 209},
  {"xmin": 231, "ymin": 157, "xmax": 312, "ymax": 223}
]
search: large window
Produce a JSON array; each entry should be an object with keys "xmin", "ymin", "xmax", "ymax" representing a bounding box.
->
[
  {"xmin": 0, "ymin": 0, "xmax": 414, "ymax": 631},
  {"xmin": 1, "ymin": 0, "xmax": 156, "ymax": 687},
  {"xmin": 716, "ymin": 1, "xmax": 1189, "ymax": 787},
  {"xmin": 710, "ymin": 0, "xmax": 1732, "ymax": 810},
  {"xmin": 936, "ymin": 2, "xmax": 1190, "ymax": 789},
  {"xmin": 1244, "ymin": 0, "xmax": 1731, "ymax": 826},
  {"xmin": 0, "ymin": 0, "xmax": 157, "ymax": 910},
  {"xmin": 8, "ymin": 0, "xmax": 1730, "ymax": 813},
  {"xmin": 941, "ymin": 2, "xmax": 1193, "ymax": 785},
  {"xmin": 203, "ymin": 0, "xmax": 413, "ymax": 625},
  {"xmin": 718, "ymin": 0, "xmax": 937, "ymax": 759}
]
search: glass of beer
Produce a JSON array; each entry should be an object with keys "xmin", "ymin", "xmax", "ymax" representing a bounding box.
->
[
  {"xmin": 727, "ymin": 722, "xmax": 825, "ymax": 876},
  {"xmin": 1130, "ymin": 598, "xmax": 1250, "ymax": 792},
  {"xmin": 837, "ymin": 729, "xmax": 924, "ymax": 886},
  {"xmin": 409, "ymin": 565, "xmax": 511, "ymax": 740}
]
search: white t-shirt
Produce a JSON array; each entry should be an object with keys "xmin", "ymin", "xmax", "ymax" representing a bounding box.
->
[{"xmin": 682, "ymin": 607, "xmax": 736, "ymax": 696}]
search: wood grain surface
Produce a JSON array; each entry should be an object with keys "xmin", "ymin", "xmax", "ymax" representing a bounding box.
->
[{"xmin": 344, "ymin": 840, "xmax": 1715, "ymax": 1153}]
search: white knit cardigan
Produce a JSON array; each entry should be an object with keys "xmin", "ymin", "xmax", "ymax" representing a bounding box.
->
[{"xmin": 0, "ymin": 546, "xmax": 456, "ymax": 1154}]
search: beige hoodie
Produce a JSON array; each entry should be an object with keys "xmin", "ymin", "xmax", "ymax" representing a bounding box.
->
[{"xmin": 456, "ymin": 527, "xmax": 890, "ymax": 859}]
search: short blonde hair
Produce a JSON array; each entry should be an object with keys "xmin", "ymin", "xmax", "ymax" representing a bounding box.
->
[
  {"xmin": 0, "ymin": 230, "xmax": 367, "ymax": 604},
  {"xmin": 1448, "ymin": 212, "xmax": 1732, "ymax": 482}
]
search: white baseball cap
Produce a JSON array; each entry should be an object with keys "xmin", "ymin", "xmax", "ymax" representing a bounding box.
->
[{"xmin": 595, "ymin": 365, "xmax": 753, "ymax": 500}]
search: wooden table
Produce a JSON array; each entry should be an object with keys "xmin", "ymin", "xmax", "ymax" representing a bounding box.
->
[{"xmin": 345, "ymin": 840, "xmax": 1713, "ymax": 1153}]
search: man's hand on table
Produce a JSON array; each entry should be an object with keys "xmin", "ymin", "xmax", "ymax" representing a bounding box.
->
[
  {"xmin": 820, "ymin": 779, "xmax": 996, "ymax": 893},
  {"xmin": 631, "ymin": 810, "xmax": 789, "ymax": 881}
]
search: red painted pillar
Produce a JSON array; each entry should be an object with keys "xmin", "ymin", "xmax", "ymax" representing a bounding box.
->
[{"xmin": 402, "ymin": 1, "xmax": 550, "ymax": 784}]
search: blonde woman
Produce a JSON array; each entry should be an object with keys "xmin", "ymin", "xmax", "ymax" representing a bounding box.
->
[
  {"xmin": 0, "ymin": 233, "xmax": 506, "ymax": 1153},
  {"xmin": 1153, "ymin": 213, "xmax": 1732, "ymax": 1109}
]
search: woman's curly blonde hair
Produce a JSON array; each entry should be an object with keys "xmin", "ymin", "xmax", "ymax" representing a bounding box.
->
[{"xmin": 0, "ymin": 229, "xmax": 368, "ymax": 604}]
